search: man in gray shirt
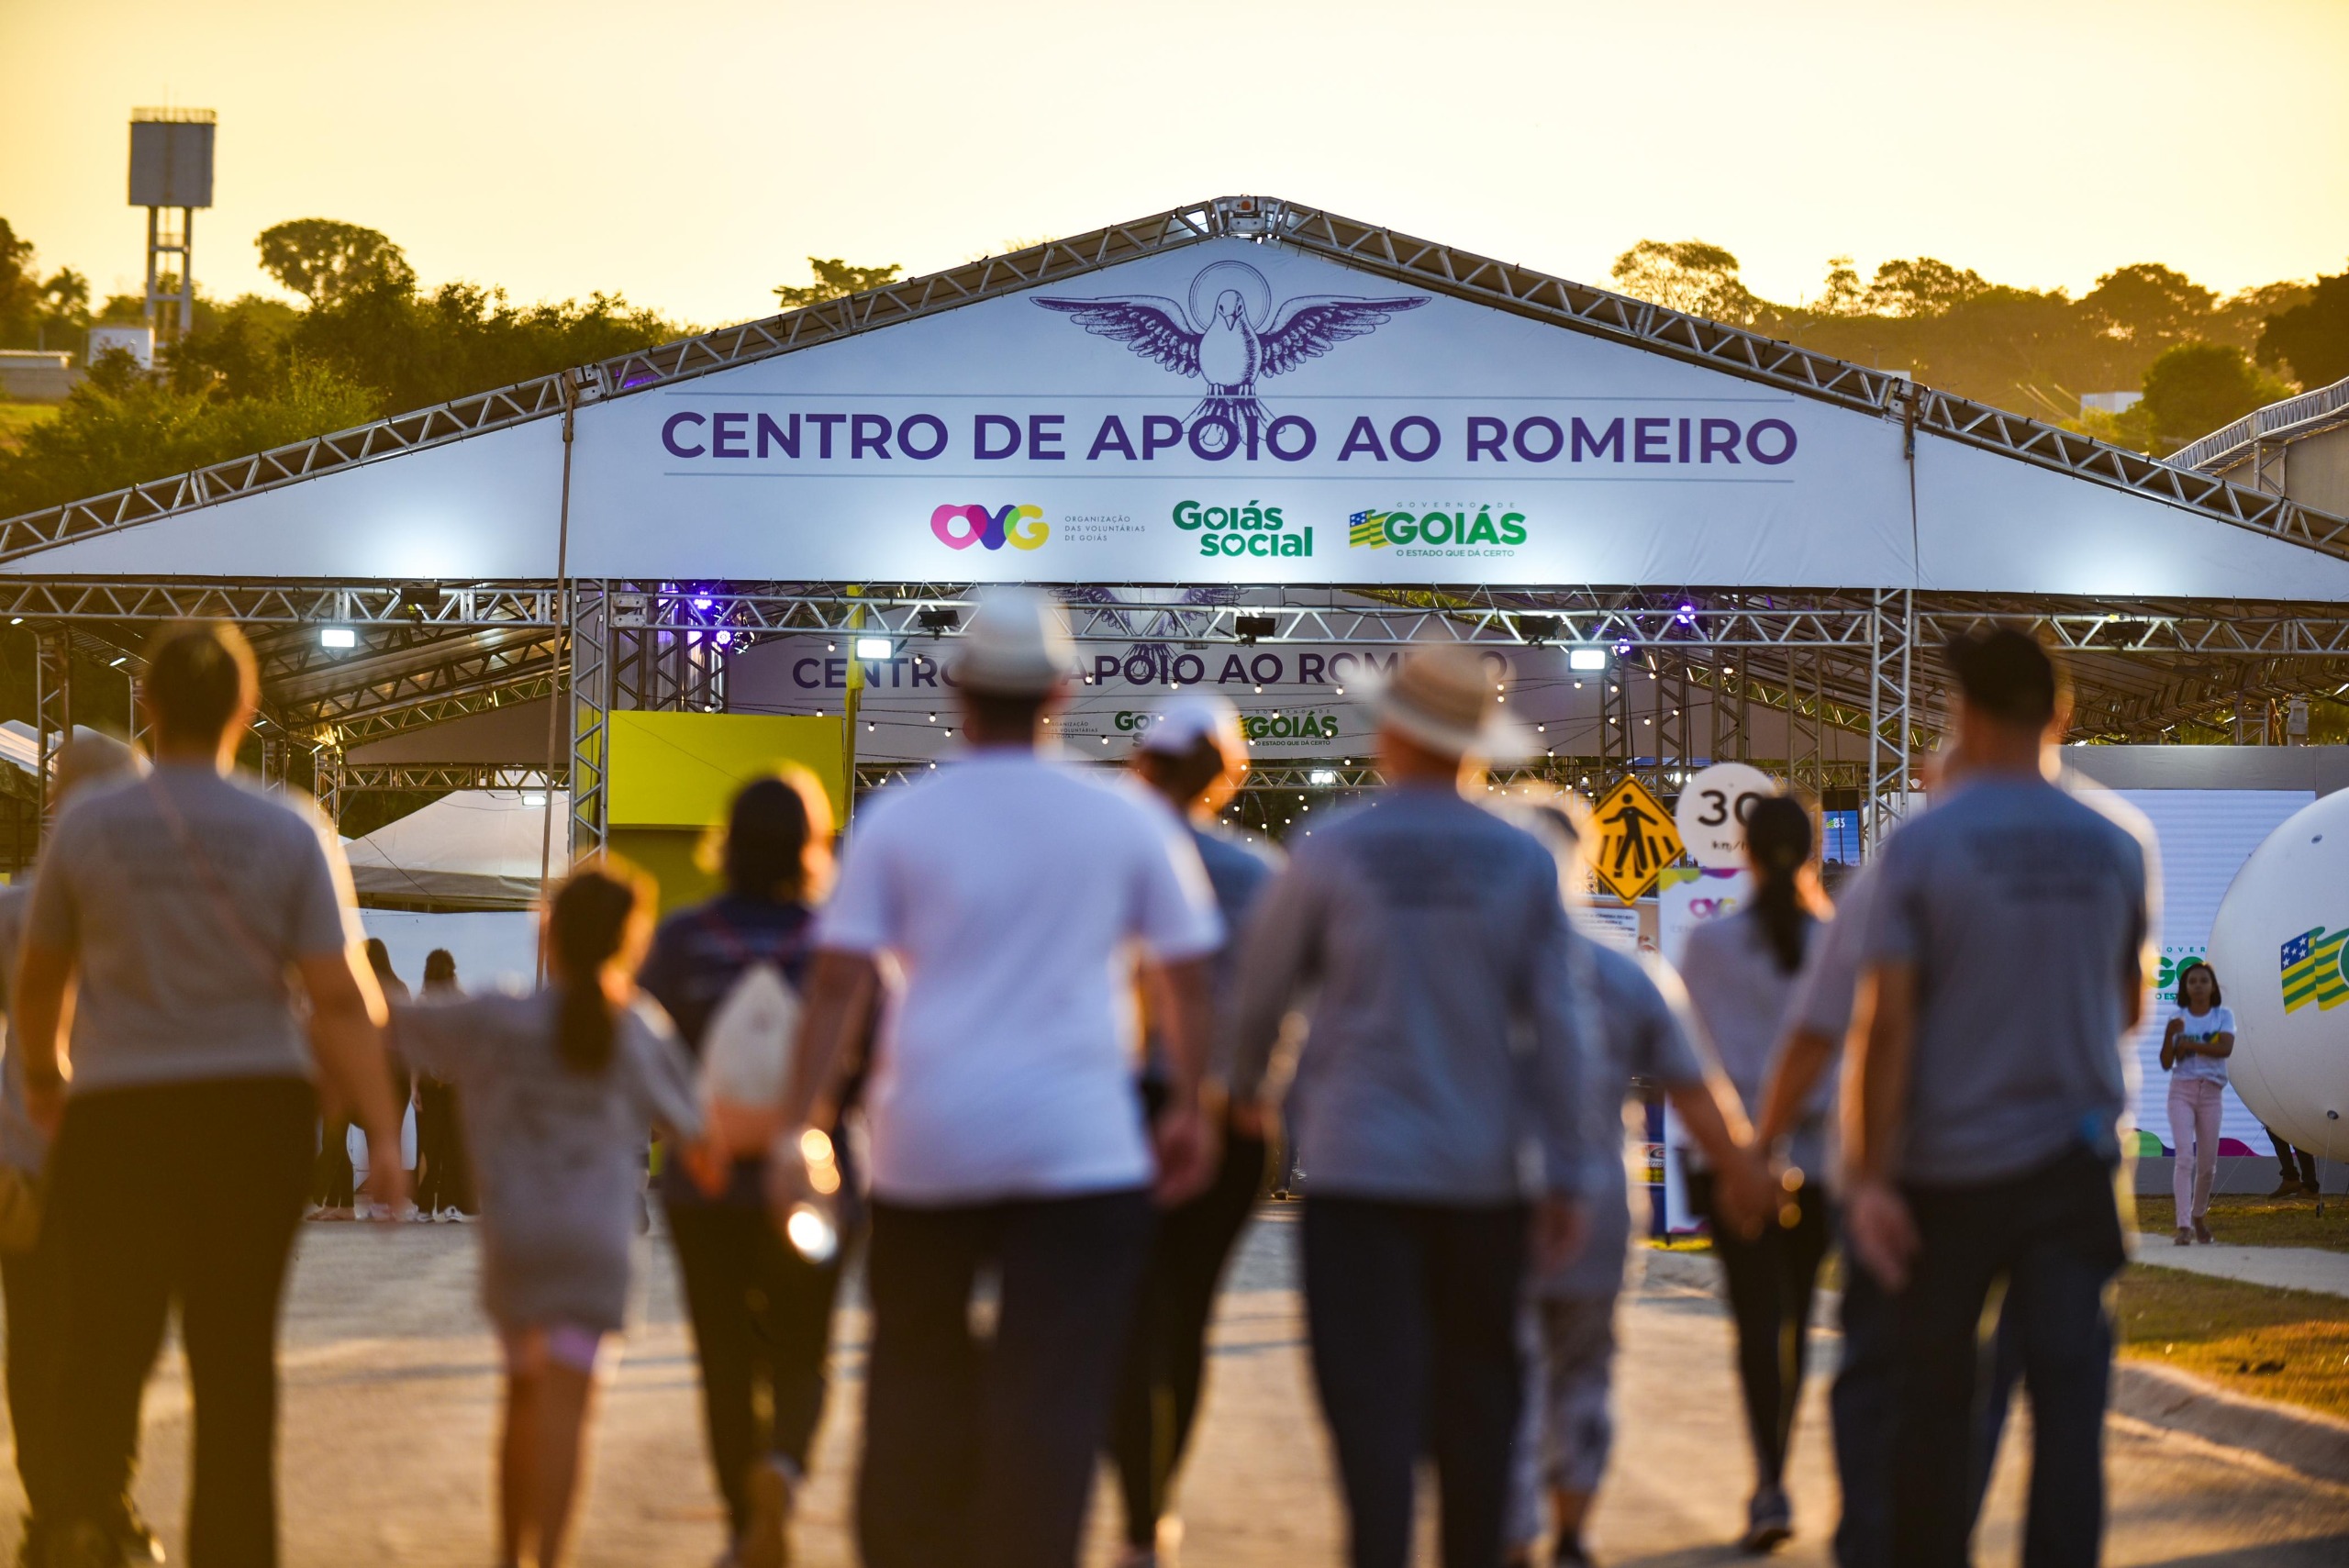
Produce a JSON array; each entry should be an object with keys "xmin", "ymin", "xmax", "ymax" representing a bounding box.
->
[
  {"xmin": 14, "ymin": 623, "xmax": 406, "ymax": 1568},
  {"xmin": 1227, "ymin": 645, "xmax": 1595, "ymax": 1568},
  {"xmin": 1844, "ymin": 630, "xmax": 2156, "ymax": 1568}
]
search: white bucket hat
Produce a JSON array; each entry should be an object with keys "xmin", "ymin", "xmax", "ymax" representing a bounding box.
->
[
  {"xmin": 1370, "ymin": 643, "xmax": 1530, "ymax": 762},
  {"xmin": 950, "ymin": 586, "xmax": 1075, "ymax": 697},
  {"xmin": 1139, "ymin": 693, "xmax": 1248, "ymax": 762}
]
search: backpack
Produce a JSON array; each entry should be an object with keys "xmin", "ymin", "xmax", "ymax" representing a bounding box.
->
[{"xmin": 694, "ymin": 916, "xmax": 803, "ymax": 1159}]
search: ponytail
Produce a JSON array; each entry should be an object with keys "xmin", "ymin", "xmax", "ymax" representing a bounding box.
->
[
  {"xmin": 547, "ymin": 862, "xmax": 652, "ymax": 1074},
  {"xmin": 1743, "ymin": 795, "xmax": 1814, "ymax": 975}
]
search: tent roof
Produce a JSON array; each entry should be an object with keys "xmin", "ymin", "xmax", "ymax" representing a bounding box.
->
[
  {"xmin": 2, "ymin": 195, "xmax": 2343, "ymax": 576},
  {"xmin": 344, "ymin": 788, "xmax": 565, "ymax": 907}
]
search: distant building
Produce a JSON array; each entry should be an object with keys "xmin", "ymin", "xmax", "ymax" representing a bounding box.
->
[
  {"xmin": 86, "ymin": 325, "xmax": 155, "ymax": 370},
  {"xmin": 2081, "ymin": 390, "xmax": 2143, "ymax": 416},
  {"xmin": 2168, "ymin": 374, "xmax": 2349, "ymax": 518},
  {"xmin": 0, "ymin": 350, "xmax": 78, "ymax": 402}
]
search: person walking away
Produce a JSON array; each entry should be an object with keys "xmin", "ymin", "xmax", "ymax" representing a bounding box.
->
[
  {"xmin": 767, "ymin": 588, "xmax": 1223, "ymax": 1568},
  {"xmin": 1110, "ymin": 695, "xmax": 1283, "ymax": 1568},
  {"xmin": 412, "ymin": 950, "xmax": 477, "ymax": 1220},
  {"xmin": 638, "ymin": 768, "xmax": 849, "ymax": 1568},
  {"xmin": 393, "ymin": 862, "xmax": 704, "ymax": 1568},
  {"xmin": 1225, "ymin": 645, "xmax": 1598, "ymax": 1568},
  {"xmin": 362, "ymin": 939, "xmax": 417, "ymax": 1219},
  {"xmin": 1502, "ymin": 793, "xmax": 1768, "ymax": 1568},
  {"xmin": 2160, "ymin": 961, "xmax": 2232, "ymax": 1243},
  {"xmin": 1674, "ymin": 795, "xmax": 1836, "ymax": 1553},
  {"xmin": 1843, "ymin": 628, "xmax": 2156, "ymax": 1568},
  {"xmin": 14, "ymin": 620, "xmax": 408, "ymax": 1568},
  {"xmin": 0, "ymin": 736, "xmax": 147, "ymax": 1568}
]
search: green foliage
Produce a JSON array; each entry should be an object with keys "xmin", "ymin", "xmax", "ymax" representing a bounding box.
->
[
  {"xmin": 2255, "ymin": 272, "xmax": 2349, "ymax": 390},
  {"xmin": 287, "ymin": 278, "xmax": 685, "ymax": 413},
  {"xmin": 1862, "ymin": 257, "xmax": 1993, "ymax": 317},
  {"xmin": 773, "ymin": 258, "xmax": 903, "ymax": 310},
  {"xmin": 0, "ymin": 357, "xmax": 380, "ymax": 517},
  {"xmin": 255, "ymin": 219, "xmax": 416, "ymax": 306},
  {"xmin": 2137, "ymin": 341, "xmax": 2292, "ymax": 453},
  {"xmin": 0, "ymin": 219, "xmax": 95, "ymax": 351},
  {"xmin": 1608, "ymin": 239, "xmax": 1760, "ymax": 325},
  {"xmin": 168, "ymin": 295, "xmax": 304, "ymax": 398}
]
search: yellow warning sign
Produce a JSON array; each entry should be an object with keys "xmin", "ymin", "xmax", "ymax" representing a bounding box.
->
[{"xmin": 1590, "ymin": 777, "xmax": 1682, "ymax": 905}]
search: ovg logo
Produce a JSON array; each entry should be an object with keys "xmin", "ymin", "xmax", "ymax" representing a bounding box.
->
[
  {"xmin": 931, "ymin": 503, "xmax": 1048, "ymax": 551},
  {"xmin": 2279, "ymin": 926, "xmax": 2349, "ymax": 1012},
  {"xmin": 1348, "ymin": 507, "xmax": 1527, "ymax": 550}
]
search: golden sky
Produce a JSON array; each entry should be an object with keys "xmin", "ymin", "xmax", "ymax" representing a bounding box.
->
[{"xmin": 4, "ymin": 0, "xmax": 2345, "ymax": 329}]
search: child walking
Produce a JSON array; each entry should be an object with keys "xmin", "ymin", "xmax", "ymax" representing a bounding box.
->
[{"xmin": 394, "ymin": 862, "xmax": 703, "ymax": 1568}]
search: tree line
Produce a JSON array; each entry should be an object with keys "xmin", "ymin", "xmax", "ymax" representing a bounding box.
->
[{"xmin": 1607, "ymin": 239, "xmax": 2349, "ymax": 453}]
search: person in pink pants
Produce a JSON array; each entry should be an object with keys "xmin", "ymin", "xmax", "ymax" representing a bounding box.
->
[{"xmin": 2161, "ymin": 961, "xmax": 2235, "ymax": 1244}]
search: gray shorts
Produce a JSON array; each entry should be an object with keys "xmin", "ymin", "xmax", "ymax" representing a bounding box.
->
[{"xmin": 1507, "ymin": 1293, "xmax": 1620, "ymax": 1549}]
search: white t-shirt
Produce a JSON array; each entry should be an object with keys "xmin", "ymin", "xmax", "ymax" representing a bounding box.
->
[
  {"xmin": 2169, "ymin": 1003, "xmax": 2234, "ymax": 1086},
  {"xmin": 816, "ymin": 749, "xmax": 1223, "ymax": 1202}
]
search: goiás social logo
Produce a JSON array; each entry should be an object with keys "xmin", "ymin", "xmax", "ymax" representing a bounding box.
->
[
  {"xmin": 1172, "ymin": 498, "xmax": 1314, "ymax": 558},
  {"xmin": 931, "ymin": 503, "xmax": 1049, "ymax": 551},
  {"xmin": 1118, "ymin": 707, "xmax": 1341, "ymax": 744},
  {"xmin": 1349, "ymin": 506, "xmax": 1527, "ymax": 555},
  {"xmin": 2279, "ymin": 926, "xmax": 2349, "ymax": 1013}
]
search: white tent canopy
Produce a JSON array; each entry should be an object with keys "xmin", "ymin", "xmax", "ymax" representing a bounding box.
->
[
  {"xmin": 343, "ymin": 789, "xmax": 567, "ymax": 908},
  {"xmin": 5, "ymin": 210, "xmax": 2342, "ymax": 600}
]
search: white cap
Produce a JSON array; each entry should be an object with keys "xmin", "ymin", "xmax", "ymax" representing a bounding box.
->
[
  {"xmin": 951, "ymin": 587, "xmax": 1074, "ymax": 697},
  {"xmin": 1140, "ymin": 693, "xmax": 1247, "ymax": 760}
]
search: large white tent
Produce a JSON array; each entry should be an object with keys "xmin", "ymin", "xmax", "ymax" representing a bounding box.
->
[{"xmin": 344, "ymin": 789, "xmax": 567, "ymax": 908}]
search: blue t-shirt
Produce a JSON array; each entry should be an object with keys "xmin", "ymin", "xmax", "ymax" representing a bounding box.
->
[{"xmin": 638, "ymin": 894, "xmax": 820, "ymax": 1207}]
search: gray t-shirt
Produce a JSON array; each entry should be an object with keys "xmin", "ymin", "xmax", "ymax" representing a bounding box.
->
[
  {"xmin": 1227, "ymin": 784, "xmax": 1591, "ymax": 1205},
  {"xmin": 1677, "ymin": 907, "xmax": 1816, "ymax": 1124},
  {"xmin": 0, "ymin": 886, "xmax": 42, "ymax": 1173},
  {"xmin": 1535, "ymin": 939, "xmax": 1707, "ymax": 1300},
  {"xmin": 1861, "ymin": 775, "xmax": 2157, "ymax": 1185},
  {"xmin": 395, "ymin": 991, "xmax": 701, "ymax": 1333},
  {"xmin": 25, "ymin": 764, "xmax": 361, "ymax": 1093}
]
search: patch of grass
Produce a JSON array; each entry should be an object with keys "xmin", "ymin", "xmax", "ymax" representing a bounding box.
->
[
  {"xmin": 0, "ymin": 401, "xmax": 61, "ymax": 454},
  {"xmin": 2119, "ymin": 1263, "xmax": 2349, "ymax": 1423},
  {"xmin": 2133, "ymin": 1194, "xmax": 2349, "ymax": 1253}
]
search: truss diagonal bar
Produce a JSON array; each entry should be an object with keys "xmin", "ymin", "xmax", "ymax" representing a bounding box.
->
[{"xmin": 338, "ymin": 763, "xmax": 562, "ymax": 794}]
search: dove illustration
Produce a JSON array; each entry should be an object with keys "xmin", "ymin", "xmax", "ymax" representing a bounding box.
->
[{"xmin": 1035, "ymin": 268, "xmax": 1426, "ymax": 450}]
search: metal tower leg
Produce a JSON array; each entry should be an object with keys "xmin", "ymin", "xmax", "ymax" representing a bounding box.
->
[
  {"xmin": 34, "ymin": 631, "xmax": 70, "ymax": 837},
  {"xmin": 1866, "ymin": 589, "xmax": 1914, "ymax": 852},
  {"xmin": 568, "ymin": 581, "xmax": 612, "ymax": 862}
]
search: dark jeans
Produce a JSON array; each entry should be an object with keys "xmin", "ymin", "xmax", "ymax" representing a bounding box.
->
[
  {"xmin": 858, "ymin": 1188, "xmax": 1154, "ymax": 1568},
  {"xmin": 413, "ymin": 1079, "xmax": 475, "ymax": 1215},
  {"xmin": 666, "ymin": 1198, "xmax": 852, "ymax": 1537},
  {"xmin": 2266, "ymin": 1124, "xmax": 2320, "ymax": 1190},
  {"xmin": 310, "ymin": 1115, "xmax": 354, "ymax": 1207},
  {"xmin": 50, "ymin": 1078, "xmax": 317, "ymax": 1568},
  {"xmin": 2, "ymin": 1194, "xmax": 70, "ymax": 1527},
  {"xmin": 1688, "ymin": 1170, "xmax": 1831, "ymax": 1491},
  {"xmin": 1833, "ymin": 1230, "xmax": 2023, "ymax": 1568},
  {"xmin": 1892, "ymin": 1145, "xmax": 2124, "ymax": 1568},
  {"xmin": 1110, "ymin": 1129, "xmax": 1269, "ymax": 1546},
  {"xmin": 1302, "ymin": 1195, "xmax": 1528, "ymax": 1568}
]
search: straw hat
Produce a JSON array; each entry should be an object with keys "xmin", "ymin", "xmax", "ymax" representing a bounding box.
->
[
  {"xmin": 1372, "ymin": 644, "xmax": 1529, "ymax": 762},
  {"xmin": 951, "ymin": 587, "xmax": 1074, "ymax": 697}
]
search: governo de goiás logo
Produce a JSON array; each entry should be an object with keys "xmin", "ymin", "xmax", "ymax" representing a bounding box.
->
[
  {"xmin": 1034, "ymin": 261, "xmax": 1425, "ymax": 457},
  {"xmin": 931, "ymin": 503, "xmax": 1049, "ymax": 551},
  {"xmin": 2279, "ymin": 925, "xmax": 2349, "ymax": 1012}
]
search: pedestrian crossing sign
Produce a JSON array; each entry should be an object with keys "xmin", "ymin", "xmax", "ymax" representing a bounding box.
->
[{"xmin": 1589, "ymin": 777, "xmax": 1682, "ymax": 905}]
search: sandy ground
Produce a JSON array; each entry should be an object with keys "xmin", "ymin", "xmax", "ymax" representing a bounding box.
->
[{"xmin": 4, "ymin": 1204, "xmax": 2346, "ymax": 1566}]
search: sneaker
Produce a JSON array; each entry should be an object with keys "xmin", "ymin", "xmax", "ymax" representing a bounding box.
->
[
  {"xmin": 734, "ymin": 1455, "xmax": 796, "ymax": 1568},
  {"xmin": 2174, "ymin": 1226, "xmax": 2193, "ymax": 1246},
  {"xmin": 1739, "ymin": 1486, "xmax": 1791, "ymax": 1553},
  {"xmin": 2193, "ymin": 1218, "xmax": 2215, "ymax": 1244}
]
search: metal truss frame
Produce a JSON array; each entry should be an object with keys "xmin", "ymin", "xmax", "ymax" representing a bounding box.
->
[
  {"xmin": 7, "ymin": 196, "xmax": 2343, "ymax": 567},
  {"xmin": 338, "ymin": 763, "xmax": 562, "ymax": 794},
  {"xmin": 569, "ymin": 583, "xmax": 612, "ymax": 862}
]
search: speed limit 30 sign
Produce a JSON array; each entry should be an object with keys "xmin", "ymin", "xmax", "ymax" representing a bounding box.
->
[{"xmin": 1674, "ymin": 762, "xmax": 1776, "ymax": 870}]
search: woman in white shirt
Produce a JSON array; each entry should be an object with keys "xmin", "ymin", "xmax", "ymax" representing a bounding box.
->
[{"xmin": 2160, "ymin": 960, "xmax": 2234, "ymax": 1245}]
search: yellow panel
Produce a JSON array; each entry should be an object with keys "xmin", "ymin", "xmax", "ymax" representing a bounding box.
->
[
  {"xmin": 607, "ymin": 713, "xmax": 846, "ymax": 828},
  {"xmin": 607, "ymin": 828, "xmax": 718, "ymax": 916}
]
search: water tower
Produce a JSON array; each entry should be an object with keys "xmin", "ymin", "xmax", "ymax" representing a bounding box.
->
[{"xmin": 128, "ymin": 108, "xmax": 216, "ymax": 338}]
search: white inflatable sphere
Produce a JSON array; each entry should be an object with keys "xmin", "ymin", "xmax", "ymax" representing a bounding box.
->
[{"xmin": 2207, "ymin": 793, "xmax": 2349, "ymax": 1160}]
